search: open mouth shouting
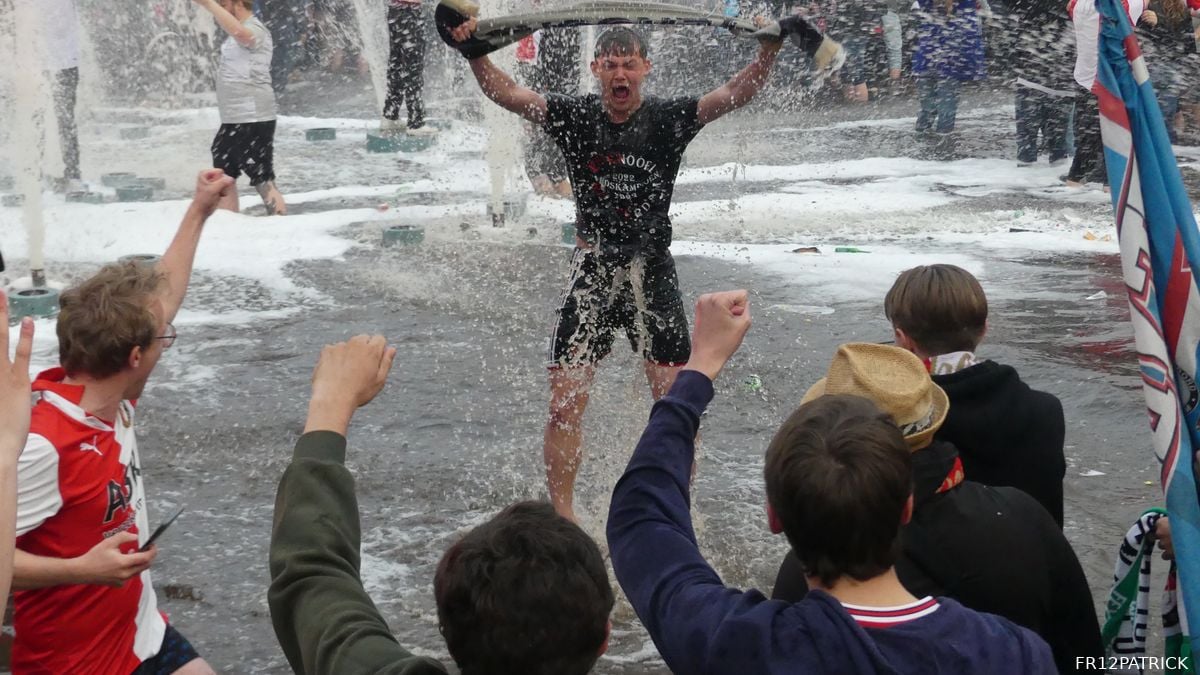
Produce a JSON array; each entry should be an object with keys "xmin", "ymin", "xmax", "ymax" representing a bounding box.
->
[{"xmin": 611, "ymin": 84, "xmax": 632, "ymax": 102}]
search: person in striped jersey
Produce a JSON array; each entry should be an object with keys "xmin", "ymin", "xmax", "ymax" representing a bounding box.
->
[{"xmin": 10, "ymin": 170, "xmax": 232, "ymax": 675}]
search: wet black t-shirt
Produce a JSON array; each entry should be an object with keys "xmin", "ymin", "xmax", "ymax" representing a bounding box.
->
[{"xmin": 544, "ymin": 93, "xmax": 704, "ymax": 251}]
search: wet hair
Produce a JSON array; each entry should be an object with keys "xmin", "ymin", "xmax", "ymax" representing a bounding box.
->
[
  {"xmin": 434, "ymin": 501, "xmax": 613, "ymax": 675},
  {"xmin": 764, "ymin": 395, "xmax": 913, "ymax": 588},
  {"xmin": 593, "ymin": 26, "xmax": 649, "ymax": 59},
  {"xmin": 57, "ymin": 261, "xmax": 165, "ymax": 379},
  {"xmin": 884, "ymin": 264, "xmax": 988, "ymax": 355}
]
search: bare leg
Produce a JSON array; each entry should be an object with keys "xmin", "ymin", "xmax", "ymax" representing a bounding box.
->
[
  {"xmin": 642, "ymin": 361, "xmax": 680, "ymax": 400},
  {"xmin": 172, "ymin": 658, "xmax": 218, "ymax": 674},
  {"xmin": 644, "ymin": 362, "xmax": 697, "ymax": 480},
  {"xmin": 544, "ymin": 365, "xmax": 596, "ymax": 522},
  {"xmin": 255, "ymin": 181, "xmax": 287, "ymax": 215},
  {"xmin": 218, "ymin": 182, "xmax": 239, "ymax": 213}
]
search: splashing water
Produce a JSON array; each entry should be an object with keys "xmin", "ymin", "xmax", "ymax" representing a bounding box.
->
[
  {"xmin": 5, "ymin": 0, "xmax": 50, "ymax": 286},
  {"xmin": 349, "ymin": 0, "xmax": 391, "ymax": 114}
]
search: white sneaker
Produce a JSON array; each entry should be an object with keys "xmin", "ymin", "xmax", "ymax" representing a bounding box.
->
[
  {"xmin": 380, "ymin": 117, "xmax": 402, "ymax": 132},
  {"xmin": 407, "ymin": 125, "xmax": 438, "ymax": 136}
]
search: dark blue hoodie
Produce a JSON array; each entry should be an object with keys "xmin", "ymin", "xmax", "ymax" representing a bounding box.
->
[{"xmin": 606, "ymin": 369, "xmax": 1057, "ymax": 675}]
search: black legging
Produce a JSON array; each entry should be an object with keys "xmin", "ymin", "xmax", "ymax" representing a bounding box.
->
[
  {"xmin": 383, "ymin": 4, "xmax": 426, "ymax": 128},
  {"xmin": 1066, "ymin": 91, "xmax": 1106, "ymax": 185},
  {"xmin": 52, "ymin": 67, "xmax": 81, "ymax": 181}
]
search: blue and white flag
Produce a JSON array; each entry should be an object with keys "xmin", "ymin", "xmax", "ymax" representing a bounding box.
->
[{"xmin": 1096, "ymin": 0, "xmax": 1200, "ymax": 659}]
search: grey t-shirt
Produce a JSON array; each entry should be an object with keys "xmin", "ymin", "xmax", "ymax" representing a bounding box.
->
[{"xmin": 217, "ymin": 17, "xmax": 275, "ymax": 124}]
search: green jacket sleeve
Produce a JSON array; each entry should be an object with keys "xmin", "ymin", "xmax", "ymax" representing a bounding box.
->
[{"xmin": 268, "ymin": 431, "xmax": 448, "ymax": 675}]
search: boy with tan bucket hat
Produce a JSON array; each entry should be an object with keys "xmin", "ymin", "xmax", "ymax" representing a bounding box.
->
[{"xmin": 773, "ymin": 342, "xmax": 1103, "ymax": 675}]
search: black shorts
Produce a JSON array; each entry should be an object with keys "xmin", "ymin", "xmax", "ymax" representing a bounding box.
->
[
  {"xmin": 211, "ymin": 121, "xmax": 276, "ymax": 186},
  {"xmin": 549, "ymin": 247, "xmax": 690, "ymax": 368},
  {"xmin": 130, "ymin": 624, "xmax": 201, "ymax": 675}
]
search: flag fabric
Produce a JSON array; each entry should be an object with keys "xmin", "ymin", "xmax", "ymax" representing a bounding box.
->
[
  {"xmin": 1100, "ymin": 508, "xmax": 1194, "ymax": 673},
  {"xmin": 1096, "ymin": 0, "xmax": 1200, "ymax": 657}
]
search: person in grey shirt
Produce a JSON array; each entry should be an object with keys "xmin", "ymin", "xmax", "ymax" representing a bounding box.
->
[{"xmin": 194, "ymin": 0, "xmax": 288, "ymax": 215}]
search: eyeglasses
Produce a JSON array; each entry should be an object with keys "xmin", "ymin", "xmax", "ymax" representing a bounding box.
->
[{"xmin": 155, "ymin": 323, "xmax": 177, "ymax": 350}]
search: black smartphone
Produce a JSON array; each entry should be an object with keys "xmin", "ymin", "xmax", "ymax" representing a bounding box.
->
[{"xmin": 139, "ymin": 506, "xmax": 185, "ymax": 552}]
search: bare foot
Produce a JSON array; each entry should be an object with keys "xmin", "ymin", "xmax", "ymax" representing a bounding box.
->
[{"xmin": 265, "ymin": 188, "xmax": 287, "ymax": 215}]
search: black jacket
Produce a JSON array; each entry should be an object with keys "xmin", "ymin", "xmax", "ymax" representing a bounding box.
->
[
  {"xmin": 933, "ymin": 360, "xmax": 1066, "ymax": 527},
  {"xmin": 772, "ymin": 441, "xmax": 1102, "ymax": 675}
]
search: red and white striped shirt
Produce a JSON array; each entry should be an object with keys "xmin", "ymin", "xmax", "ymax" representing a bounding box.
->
[
  {"xmin": 13, "ymin": 368, "xmax": 167, "ymax": 674},
  {"xmin": 842, "ymin": 596, "xmax": 941, "ymax": 629}
]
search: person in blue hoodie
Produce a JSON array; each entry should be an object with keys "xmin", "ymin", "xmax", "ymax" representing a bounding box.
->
[{"xmin": 606, "ymin": 290, "xmax": 1056, "ymax": 675}]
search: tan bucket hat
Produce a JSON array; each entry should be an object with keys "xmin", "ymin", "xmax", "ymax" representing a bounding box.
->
[{"xmin": 802, "ymin": 343, "xmax": 949, "ymax": 451}]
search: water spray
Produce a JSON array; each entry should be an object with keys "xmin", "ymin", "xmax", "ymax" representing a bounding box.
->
[{"xmin": 11, "ymin": 1, "xmax": 47, "ymax": 290}]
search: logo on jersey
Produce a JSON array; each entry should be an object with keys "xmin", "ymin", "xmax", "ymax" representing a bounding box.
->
[
  {"xmin": 79, "ymin": 435, "xmax": 102, "ymax": 457},
  {"xmin": 103, "ymin": 462, "xmax": 140, "ymax": 524}
]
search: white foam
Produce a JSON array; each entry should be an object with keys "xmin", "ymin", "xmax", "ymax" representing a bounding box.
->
[
  {"xmin": 0, "ymin": 199, "xmax": 364, "ymax": 293},
  {"xmin": 670, "ymin": 241, "xmax": 983, "ymax": 303}
]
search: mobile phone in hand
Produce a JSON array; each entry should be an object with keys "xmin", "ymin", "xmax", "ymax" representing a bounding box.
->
[{"xmin": 139, "ymin": 506, "xmax": 185, "ymax": 552}]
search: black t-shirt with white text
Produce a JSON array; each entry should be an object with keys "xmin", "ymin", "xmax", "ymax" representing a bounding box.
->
[{"xmin": 544, "ymin": 93, "xmax": 704, "ymax": 251}]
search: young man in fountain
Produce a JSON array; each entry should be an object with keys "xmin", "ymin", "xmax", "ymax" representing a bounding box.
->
[
  {"xmin": 10, "ymin": 169, "xmax": 232, "ymax": 675},
  {"xmin": 448, "ymin": 17, "xmax": 841, "ymax": 521},
  {"xmin": 606, "ymin": 290, "xmax": 1056, "ymax": 673},
  {"xmin": 194, "ymin": 0, "xmax": 288, "ymax": 215}
]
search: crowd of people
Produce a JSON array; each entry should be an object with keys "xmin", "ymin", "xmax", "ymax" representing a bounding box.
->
[
  {"xmin": 42, "ymin": 0, "xmax": 1200, "ymax": 212},
  {"xmin": 0, "ymin": 200, "xmax": 1148, "ymax": 672},
  {"xmin": 4, "ymin": 1, "xmax": 1190, "ymax": 674}
]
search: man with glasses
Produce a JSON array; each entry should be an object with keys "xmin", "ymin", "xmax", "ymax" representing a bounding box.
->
[{"xmin": 10, "ymin": 169, "xmax": 232, "ymax": 675}]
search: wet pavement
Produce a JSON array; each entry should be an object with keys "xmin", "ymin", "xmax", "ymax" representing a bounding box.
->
[{"xmin": 138, "ymin": 238, "xmax": 1156, "ymax": 673}]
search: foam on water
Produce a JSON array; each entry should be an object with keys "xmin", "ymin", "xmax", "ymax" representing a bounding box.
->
[{"xmin": 671, "ymin": 241, "xmax": 983, "ymax": 303}]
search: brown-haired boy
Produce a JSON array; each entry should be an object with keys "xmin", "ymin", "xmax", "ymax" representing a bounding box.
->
[
  {"xmin": 12, "ymin": 170, "xmax": 231, "ymax": 675},
  {"xmin": 884, "ymin": 263, "xmax": 1067, "ymax": 527}
]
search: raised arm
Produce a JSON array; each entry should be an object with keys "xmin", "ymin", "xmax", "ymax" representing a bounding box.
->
[
  {"xmin": 468, "ymin": 55, "xmax": 549, "ymax": 123},
  {"xmin": 606, "ymin": 292, "xmax": 758, "ymax": 672},
  {"xmin": 156, "ymin": 169, "xmax": 233, "ymax": 324},
  {"xmin": 268, "ymin": 336, "xmax": 444, "ymax": 674},
  {"xmin": 192, "ymin": 0, "xmax": 260, "ymax": 48},
  {"xmin": 697, "ymin": 40, "xmax": 782, "ymax": 125},
  {"xmin": 447, "ymin": 18, "xmax": 548, "ymax": 123}
]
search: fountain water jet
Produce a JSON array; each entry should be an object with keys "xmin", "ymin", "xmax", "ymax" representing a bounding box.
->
[
  {"xmin": 349, "ymin": 0, "xmax": 392, "ymax": 115},
  {"xmin": 7, "ymin": 1, "xmax": 52, "ymax": 291}
]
